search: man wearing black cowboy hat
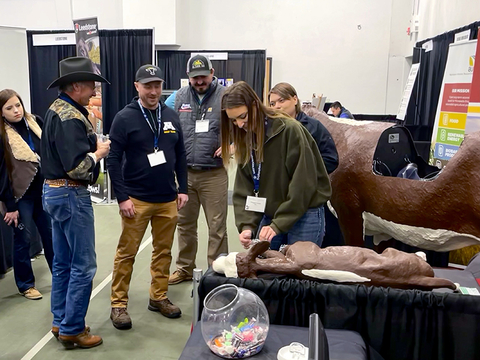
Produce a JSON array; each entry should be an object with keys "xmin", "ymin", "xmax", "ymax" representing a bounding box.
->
[{"xmin": 41, "ymin": 56, "xmax": 110, "ymax": 349}]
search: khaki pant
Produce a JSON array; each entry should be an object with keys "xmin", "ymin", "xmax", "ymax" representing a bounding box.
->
[
  {"xmin": 111, "ymin": 198, "xmax": 177, "ymax": 307},
  {"xmin": 175, "ymin": 167, "xmax": 228, "ymax": 275}
]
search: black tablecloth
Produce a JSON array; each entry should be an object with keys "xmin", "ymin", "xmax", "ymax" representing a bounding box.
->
[
  {"xmin": 180, "ymin": 323, "xmax": 383, "ymax": 360},
  {"xmin": 198, "ymin": 270, "xmax": 480, "ymax": 360}
]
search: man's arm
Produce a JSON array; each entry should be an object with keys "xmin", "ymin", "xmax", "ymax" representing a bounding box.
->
[
  {"xmin": 164, "ymin": 91, "xmax": 177, "ymax": 110},
  {"xmin": 53, "ymin": 119, "xmax": 96, "ymax": 181},
  {"xmin": 174, "ymin": 117, "xmax": 188, "ymax": 195},
  {"xmin": 313, "ymin": 121, "xmax": 339, "ymax": 174},
  {"xmin": 106, "ymin": 114, "xmax": 129, "ymax": 202}
]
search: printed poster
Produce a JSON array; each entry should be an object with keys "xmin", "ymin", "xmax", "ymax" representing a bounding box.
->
[
  {"xmin": 73, "ymin": 17, "xmax": 106, "ymax": 201},
  {"xmin": 465, "ymin": 31, "xmax": 480, "ymax": 136},
  {"xmin": 429, "ymin": 40, "xmax": 477, "ymax": 168}
]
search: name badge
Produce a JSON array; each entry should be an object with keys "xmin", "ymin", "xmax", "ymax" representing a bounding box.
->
[
  {"xmin": 147, "ymin": 151, "xmax": 166, "ymax": 167},
  {"xmin": 245, "ymin": 196, "xmax": 267, "ymax": 213},
  {"xmin": 195, "ymin": 119, "xmax": 209, "ymax": 133}
]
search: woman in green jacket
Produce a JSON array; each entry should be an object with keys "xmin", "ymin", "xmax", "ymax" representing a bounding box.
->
[{"xmin": 220, "ymin": 82, "xmax": 331, "ymax": 250}]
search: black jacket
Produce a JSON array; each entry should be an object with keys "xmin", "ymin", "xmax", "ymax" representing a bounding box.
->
[
  {"xmin": 41, "ymin": 93, "xmax": 99, "ymax": 185},
  {"xmin": 107, "ymin": 98, "xmax": 187, "ymax": 203},
  {"xmin": 296, "ymin": 111, "xmax": 339, "ymax": 174}
]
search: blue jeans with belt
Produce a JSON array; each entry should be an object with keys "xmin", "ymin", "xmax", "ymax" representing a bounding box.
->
[
  {"xmin": 42, "ymin": 184, "xmax": 97, "ymax": 336},
  {"xmin": 13, "ymin": 196, "xmax": 54, "ymax": 292},
  {"xmin": 257, "ymin": 206, "xmax": 325, "ymax": 251}
]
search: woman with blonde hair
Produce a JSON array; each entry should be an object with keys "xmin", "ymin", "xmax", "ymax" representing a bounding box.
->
[
  {"xmin": 0, "ymin": 89, "xmax": 53, "ymax": 299},
  {"xmin": 269, "ymin": 82, "xmax": 338, "ymax": 174},
  {"xmin": 221, "ymin": 81, "xmax": 331, "ymax": 250}
]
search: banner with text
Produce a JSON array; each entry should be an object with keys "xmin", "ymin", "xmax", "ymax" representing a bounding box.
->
[
  {"xmin": 429, "ymin": 40, "xmax": 477, "ymax": 168},
  {"xmin": 73, "ymin": 17, "xmax": 106, "ymax": 201},
  {"xmin": 465, "ymin": 30, "xmax": 480, "ymax": 137}
]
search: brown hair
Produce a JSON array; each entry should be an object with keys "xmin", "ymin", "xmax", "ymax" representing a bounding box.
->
[
  {"xmin": 221, "ymin": 81, "xmax": 286, "ymax": 166},
  {"xmin": 330, "ymin": 101, "xmax": 342, "ymax": 109},
  {"xmin": 268, "ymin": 82, "xmax": 301, "ymax": 115},
  {"xmin": 0, "ymin": 89, "xmax": 33, "ymax": 177}
]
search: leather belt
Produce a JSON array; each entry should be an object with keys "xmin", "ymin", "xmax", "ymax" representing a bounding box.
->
[
  {"xmin": 45, "ymin": 179, "xmax": 85, "ymax": 187},
  {"xmin": 188, "ymin": 166, "xmax": 220, "ymax": 171}
]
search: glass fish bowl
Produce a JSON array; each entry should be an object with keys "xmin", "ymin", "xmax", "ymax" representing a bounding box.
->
[{"xmin": 201, "ymin": 284, "xmax": 270, "ymax": 358}]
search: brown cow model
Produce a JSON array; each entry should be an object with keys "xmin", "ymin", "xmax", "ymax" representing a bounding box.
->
[
  {"xmin": 212, "ymin": 241, "xmax": 457, "ymax": 291},
  {"xmin": 303, "ymin": 106, "xmax": 480, "ymax": 252}
]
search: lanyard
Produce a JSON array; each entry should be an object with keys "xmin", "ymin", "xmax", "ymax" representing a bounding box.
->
[
  {"xmin": 200, "ymin": 107, "xmax": 208, "ymax": 120},
  {"xmin": 138, "ymin": 99, "xmax": 162, "ymax": 151},
  {"xmin": 23, "ymin": 118, "xmax": 35, "ymax": 152},
  {"xmin": 250, "ymin": 152, "xmax": 261, "ymax": 196}
]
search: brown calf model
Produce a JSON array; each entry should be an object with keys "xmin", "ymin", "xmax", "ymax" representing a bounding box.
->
[
  {"xmin": 303, "ymin": 106, "xmax": 480, "ymax": 252},
  {"xmin": 227, "ymin": 241, "xmax": 457, "ymax": 291}
]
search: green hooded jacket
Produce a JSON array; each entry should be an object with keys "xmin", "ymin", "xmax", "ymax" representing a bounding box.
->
[{"xmin": 233, "ymin": 116, "xmax": 332, "ymax": 236}]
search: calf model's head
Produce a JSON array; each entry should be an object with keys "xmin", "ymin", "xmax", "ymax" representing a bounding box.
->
[{"xmin": 213, "ymin": 241, "xmax": 270, "ymax": 278}]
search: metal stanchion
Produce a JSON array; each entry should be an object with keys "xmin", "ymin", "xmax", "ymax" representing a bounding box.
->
[
  {"xmin": 106, "ymin": 169, "xmax": 112, "ymax": 204},
  {"xmin": 192, "ymin": 268, "xmax": 203, "ymax": 327}
]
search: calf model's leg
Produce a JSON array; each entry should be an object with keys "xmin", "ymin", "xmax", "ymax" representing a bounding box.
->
[
  {"xmin": 262, "ymin": 250, "xmax": 287, "ymax": 260},
  {"xmin": 244, "ymin": 241, "xmax": 298, "ymax": 274},
  {"xmin": 254, "ymin": 257, "xmax": 299, "ymax": 275},
  {"xmin": 337, "ymin": 208, "xmax": 365, "ymax": 247},
  {"xmin": 391, "ymin": 275, "xmax": 457, "ymax": 291}
]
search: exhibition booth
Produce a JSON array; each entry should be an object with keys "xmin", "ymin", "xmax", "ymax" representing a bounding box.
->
[{"xmin": 1, "ymin": 13, "xmax": 480, "ymax": 360}]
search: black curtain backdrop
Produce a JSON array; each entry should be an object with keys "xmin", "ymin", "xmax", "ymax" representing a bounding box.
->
[
  {"xmin": 241, "ymin": 51, "xmax": 266, "ymax": 99},
  {"xmin": 157, "ymin": 50, "xmax": 266, "ymax": 100},
  {"xmin": 404, "ymin": 21, "xmax": 480, "ymax": 142},
  {"xmin": 27, "ymin": 31, "xmax": 76, "ymax": 119},
  {"xmin": 199, "ymin": 270, "xmax": 480, "ymax": 360},
  {"xmin": 27, "ymin": 29, "xmax": 153, "ymax": 135},
  {"xmin": 99, "ymin": 29, "xmax": 153, "ymax": 134}
]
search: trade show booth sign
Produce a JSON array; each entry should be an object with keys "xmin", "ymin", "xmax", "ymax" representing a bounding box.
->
[
  {"xmin": 465, "ymin": 30, "xmax": 480, "ymax": 137},
  {"xmin": 74, "ymin": 17, "xmax": 106, "ymax": 201},
  {"xmin": 429, "ymin": 40, "xmax": 477, "ymax": 168}
]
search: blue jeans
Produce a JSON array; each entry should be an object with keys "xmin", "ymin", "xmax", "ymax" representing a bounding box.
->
[
  {"xmin": 258, "ymin": 207, "xmax": 325, "ymax": 251},
  {"xmin": 13, "ymin": 196, "xmax": 54, "ymax": 292},
  {"xmin": 42, "ymin": 184, "xmax": 97, "ymax": 336}
]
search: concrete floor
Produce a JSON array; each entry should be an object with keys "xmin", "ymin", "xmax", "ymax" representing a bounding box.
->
[{"xmin": 0, "ymin": 166, "xmax": 243, "ymax": 360}]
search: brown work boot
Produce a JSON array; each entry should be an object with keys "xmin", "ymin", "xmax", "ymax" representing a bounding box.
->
[
  {"xmin": 58, "ymin": 328, "xmax": 103, "ymax": 349},
  {"xmin": 110, "ymin": 307, "xmax": 132, "ymax": 330},
  {"xmin": 52, "ymin": 325, "xmax": 90, "ymax": 340},
  {"xmin": 148, "ymin": 298, "xmax": 182, "ymax": 318},
  {"xmin": 21, "ymin": 287, "xmax": 42, "ymax": 300},
  {"xmin": 168, "ymin": 270, "xmax": 192, "ymax": 285}
]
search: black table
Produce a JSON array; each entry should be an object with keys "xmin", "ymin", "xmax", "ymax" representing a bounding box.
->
[
  {"xmin": 180, "ymin": 323, "xmax": 384, "ymax": 360},
  {"xmin": 198, "ymin": 268, "xmax": 480, "ymax": 360}
]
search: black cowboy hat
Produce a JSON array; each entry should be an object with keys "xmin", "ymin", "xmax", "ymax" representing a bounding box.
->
[{"xmin": 47, "ymin": 56, "xmax": 110, "ymax": 89}]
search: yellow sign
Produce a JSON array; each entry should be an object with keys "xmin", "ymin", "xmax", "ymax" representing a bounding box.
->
[{"xmin": 439, "ymin": 112, "xmax": 467, "ymax": 129}]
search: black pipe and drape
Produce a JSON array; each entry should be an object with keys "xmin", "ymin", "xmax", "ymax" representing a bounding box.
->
[
  {"xmin": 27, "ymin": 31, "xmax": 76, "ymax": 120},
  {"xmin": 0, "ymin": 29, "xmax": 154, "ymax": 275},
  {"xmin": 27, "ymin": 29, "xmax": 153, "ymax": 134},
  {"xmin": 157, "ymin": 50, "xmax": 266, "ymax": 100},
  {"xmin": 99, "ymin": 29, "xmax": 153, "ymax": 134},
  {"xmin": 404, "ymin": 21, "xmax": 480, "ymax": 142}
]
